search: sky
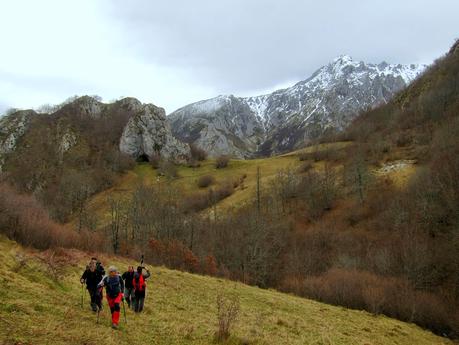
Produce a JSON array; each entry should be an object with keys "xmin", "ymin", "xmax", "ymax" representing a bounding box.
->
[{"xmin": 0, "ymin": 0, "xmax": 458, "ymax": 115}]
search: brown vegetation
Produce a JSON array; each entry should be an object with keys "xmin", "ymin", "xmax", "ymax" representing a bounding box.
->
[
  {"xmin": 197, "ymin": 175, "xmax": 215, "ymax": 188},
  {"xmin": 215, "ymin": 155, "xmax": 230, "ymax": 169}
]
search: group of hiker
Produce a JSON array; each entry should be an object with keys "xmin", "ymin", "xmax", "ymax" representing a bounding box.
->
[{"xmin": 80, "ymin": 257, "xmax": 150, "ymax": 329}]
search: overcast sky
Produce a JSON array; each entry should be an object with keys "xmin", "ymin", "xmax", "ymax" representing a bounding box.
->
[{"xmin": 0, "ymin": 0, "xmax": 458, "ymax": 115}]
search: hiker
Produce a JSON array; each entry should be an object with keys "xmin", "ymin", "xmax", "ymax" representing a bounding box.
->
[
  {"xmin": 132, "ymin": 266, "xmax": 150, "ymax": 313},
  {"xmin": 98, "ymin": 266, "xmax": 125, "ymax": 329},
  {"xmin": 90, "ymin": 257, "xmax": 105, "ymax": 276},
  {"xmin": 121, "ymin": 266, "xmax": 135, "ymax": 308},
  {"xmin": 80, "ymin": 260, "xmax": 104, "ymax": 312}
]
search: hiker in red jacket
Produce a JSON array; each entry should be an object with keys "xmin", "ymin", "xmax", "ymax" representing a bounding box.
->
[
  {"xmin": 98, "ymin": 266, "xmax": 125, "ymax": 329},
  {"xmin": 132, "ymin": 266, "xmax": 150, "ymax": 313}
]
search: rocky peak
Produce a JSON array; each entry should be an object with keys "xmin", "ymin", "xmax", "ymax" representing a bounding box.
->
[
  {"xmin": 168, "ymin": 56, "xmax": 427, "ymax": 157},
  {"xmin": 0, "ymin": 109, "xmax": 37, "ymax": 171},
  {"xmin": 119, "ymin": 102, "xmax": 190, "ymax": 163}
]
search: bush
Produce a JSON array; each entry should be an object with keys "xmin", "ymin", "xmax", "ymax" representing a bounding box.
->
[
  {"xmin": 215, "ymin": 155, "xmax": 230, "ymax": 169},
  {"xmin": 285, "ymin": 268, "xmax": 457, "ymax": 337},
  {"xmin": 0, "ymin": 183, "xmax": 102, "ymax": 251},
  {"xmin": 149, "ymin": 153, "xmax": 161, "ymax": 169},
  {"xmin": 215, "ymin": 293, "xmax": 240, "ymax": 342},
  {"xmin": 197, "ymin": 175, "xmax": 215, "ymax": 188},
  {"xmin": 190, "ymin": 144, "xmax": 208, "ymax": 161},
  {"xmin": 158, "ymin": 160, "xmax": 179, "ymax": 179},
  {"xmin": 298, "ymin": 161, "xmax": 313, "ymax": 173},
  {"xmin": 183, "ymin": 183, "xmax": 234, "ymax": 212},
  {"xmin": 187, "ymin": 159, "xmax": 201, "ymax": 168}
]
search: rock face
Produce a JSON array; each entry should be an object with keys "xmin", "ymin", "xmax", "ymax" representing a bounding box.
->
[
  {"xmin": 0, "ymin": 110, "xmax": 36, "ymax": 171},
  {"xmin": 0, "ymin": 96, "xmax": 190, "ymax": 172},
  {"xmin": 168, "ymin": 95, "xmax": 264, "ymax": 158},
  {"xmin": 119, "ymin": 102, "xmax": 190, "ymax": 162},
  {"xmin": 168, "ymin": 56, "xmax": 426, "ymax": 157}
]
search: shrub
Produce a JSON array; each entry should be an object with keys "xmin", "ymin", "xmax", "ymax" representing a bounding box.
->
[
  {"xmin": 286, "ymin": 268, "xmax": 457, "ymax": 337},
  {"xmin": 203, "ymin": 255, "xmax": 218, "ymax": 276},
  {"xmin": 214, "ymin": 183, "xmax": 234, "ymax": 200},
  {"xmin": 0, "ymin": 183, "xmax": 102, "ymax": 251},
  {"xmin": 183, "ymin": 183, "xmax": 234, "ymax": 212},
  {"xmin": 190, "ymin": 144, "xmax": 208, "ymax": 161},
  {"xmin": 149, "ymin": 153, "xmax": 161, "ymax": 169},
  {"xmin": 215, "ymin": 293, "xmax": 240, "ymax": 342},
  {"xmin": 215, "ymin": 155, "xmax": 230, "ymax": 169},
  {"xmin": 298, "ymin": 161, "xmax": 313, "ymax": 173},
  {"xmin": 187, "ymin": 159, "xmax": 201, "ymax": 168},
  {"xmin": 197, "ymin": 175, "xmax": 215, "ymax": 188},
  {"xmin": 148, "ymin": 239, "xmax": 200, "ymax": 272},
  {"xmin": 158, "ymin": 160, "xmax": 179, "ymax": 179}
]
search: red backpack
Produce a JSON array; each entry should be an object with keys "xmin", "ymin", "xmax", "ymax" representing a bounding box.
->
[{"xmin": 133, "ymin": 274, "xmax": 146, "ymax": 292}]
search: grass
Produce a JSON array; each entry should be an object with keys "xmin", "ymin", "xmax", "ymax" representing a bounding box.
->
[
  {"xmin": 77, "ymin": 151, "xmax": 307, "ymax": 226},
  {"xmin": 0, "ymin": 235, "xmax": 454, "ymax": 345},
  {"xmin": 71, "ymin": 140, "xmax": 421, "ymax": 229}
]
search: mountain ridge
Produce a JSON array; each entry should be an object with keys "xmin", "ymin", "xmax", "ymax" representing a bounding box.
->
[{"xmin": 168, "ymin": 55, "xmax": 426, "ymax": 157}]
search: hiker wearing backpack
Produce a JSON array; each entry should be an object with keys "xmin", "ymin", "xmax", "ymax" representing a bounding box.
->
[
  {"xmin": 121, "ymin": 266, "xmax": 135, "ymax": 308},
  {"xmin": 91, "ymin": 257, "xmax": 105, "ymax": 276},
  {"xmin": 80, "ymin": 260, "xmax": 104, "ymax": 312},
  {"xmin": 133, "ymin": 266, "xmax": 150, "ymax": 313},
  {"xmin": 98, "ymin": 266, "xmax": 125, "ymax": 329}
]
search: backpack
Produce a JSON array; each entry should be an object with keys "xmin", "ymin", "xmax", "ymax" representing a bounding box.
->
[
  {"xmin": 105, "ymin": 275, "xmax": 121, "ymax": 298},
  {"xmin": 133, "ymin": 273, "xmax": 146, "ymax": 292}
]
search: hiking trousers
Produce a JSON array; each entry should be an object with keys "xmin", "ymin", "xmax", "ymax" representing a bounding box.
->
[
  {"xmin": 133, "ymin": 290, "xmax": 145, "ymax": 313},
  {"xmin": 124, "ymin": 287, "xmax": 135, "ymax": 308},
  {"xmin": 106, "ymin": 292, "xmax": 123, "ymax": 325},
  {"xmin": 88, "ymin": 287, "xmax": 103, "ymax": 311}
]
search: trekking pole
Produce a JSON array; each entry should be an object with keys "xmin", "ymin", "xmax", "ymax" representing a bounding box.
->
[
  {"xmin": 122, "ymin": 299, "xmax": 127, "ymax": 324},
  {"xmin": 140, "ymin": 254, "xmax": 144, "ymax": 267},
  {"xmin": 96, "ymin": 308, "xmax": 100, "ymax": 324},
  {"xmin": 81, "ymin": 284, "xmax": 84, "ymax": 308}
]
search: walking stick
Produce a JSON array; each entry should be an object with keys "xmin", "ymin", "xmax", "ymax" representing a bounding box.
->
[
  {"xmin": 81, "ymin": 283, "xmax": 84, "ymax": 308},
  {"xmin": 122, "ymin": 299, "xmax": 127, "ymax": 324}
]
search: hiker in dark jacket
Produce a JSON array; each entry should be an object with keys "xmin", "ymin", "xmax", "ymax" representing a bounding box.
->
[
  {"xmin": 80, "ymin": 260, "xmax": 104, "ymax": 312},
  {"xmin": 98, "ymin": 266, "xmax": 125, "ymax": 329},
  {"xmin": 132, "ymin": 266, "xmax": 150, "ymax": 313},
  {"xmin": 121, "ymin": 266, "xmax": 135, "ymax": 308},
  {"xmin": 90, "ymin": 257, "xmax": 105, "ymax": 276}
]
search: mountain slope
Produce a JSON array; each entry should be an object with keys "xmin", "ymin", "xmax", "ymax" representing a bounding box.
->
[
  {"xmin": 168, "ymin": 56, "xmax": 425, "ymax": 157},
  {"xmin": 0, "ymin": 235, "xmax": 452, "ymax": 345},
  {"xmin": 0, "ymin": 96, "xmax": 190, "ymax": 221}
]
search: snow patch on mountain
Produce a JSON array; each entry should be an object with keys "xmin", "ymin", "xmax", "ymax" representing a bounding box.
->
[{"xmin": 168, "ymin": 55, "xmax": 427, "ymax": 157}]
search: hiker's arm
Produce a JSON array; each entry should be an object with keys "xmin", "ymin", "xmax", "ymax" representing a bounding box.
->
[
  {"xmin": 97, "ymin": 276, "xmax": 106, "ymax": 288},
  {"xmin": 80, "ymin": 270, "xmax": 87, "ymax": 284},
  {"xmin": 121, "ymin": 272, "xmax": 126, "ymax": 280},
  {"xmin": 143, "ymin": 269, "xmax": 151, "ymax": 279},
  {"xmin": 119, "ymin": 276, "xmax": 125, "ymax": 293}
]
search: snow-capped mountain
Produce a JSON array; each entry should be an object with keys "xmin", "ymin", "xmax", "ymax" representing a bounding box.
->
[{"xmin": 168, "ymin": 55, "xmax": 426, "ymax": 157}]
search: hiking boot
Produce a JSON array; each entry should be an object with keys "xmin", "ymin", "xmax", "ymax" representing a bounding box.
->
[{"xmin": 111, "ymin": 323, "xmax": 118, "ymax": 330}]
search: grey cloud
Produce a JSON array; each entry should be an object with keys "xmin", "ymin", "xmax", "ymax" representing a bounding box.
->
[{"xmin": 106, "ymin": 0, "xmax": 459, "ymax": 96}]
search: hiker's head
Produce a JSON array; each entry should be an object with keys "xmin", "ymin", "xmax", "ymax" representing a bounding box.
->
[
  {"xmin": 108, "ymin": 266, "xmax": 118, "ymax": 277},
  {"xmin": 89, "ymin": 261, "xmax": 96, "ymax": 272},
  {"xmin": 128, "ymin": 266, "xmax": 134, "ymax": 272},
  {"xmin": 137, "ymin": 266, "xmax": 143, "ymax": 273}
]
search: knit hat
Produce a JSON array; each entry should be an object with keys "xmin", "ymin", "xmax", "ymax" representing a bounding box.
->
[{"xmin": 108, "ymin": 266, "xmax": 118, "ymax": 273}]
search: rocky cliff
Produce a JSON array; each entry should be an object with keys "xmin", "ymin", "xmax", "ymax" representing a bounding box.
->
[{"xmin": 168, "ymin": 56, "xmax": 426, "ymax": 157}]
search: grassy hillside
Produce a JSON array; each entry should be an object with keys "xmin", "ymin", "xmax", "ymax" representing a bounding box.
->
[
  {"xmin": 77, "ymin": 141, "xmax": 358, "ymax": 226},
  {"xmin": 0, "ymin": 235, "xmax": 453, "ymax": 345}
]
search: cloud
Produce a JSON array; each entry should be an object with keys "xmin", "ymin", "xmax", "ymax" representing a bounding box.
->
[
  {"xmin": 107, "ymin": 0, "xmax": 459, "ymax": 98},
  {"xmin": 0, "ymin": 0, "xmax": 458, "ymax": 113}
]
